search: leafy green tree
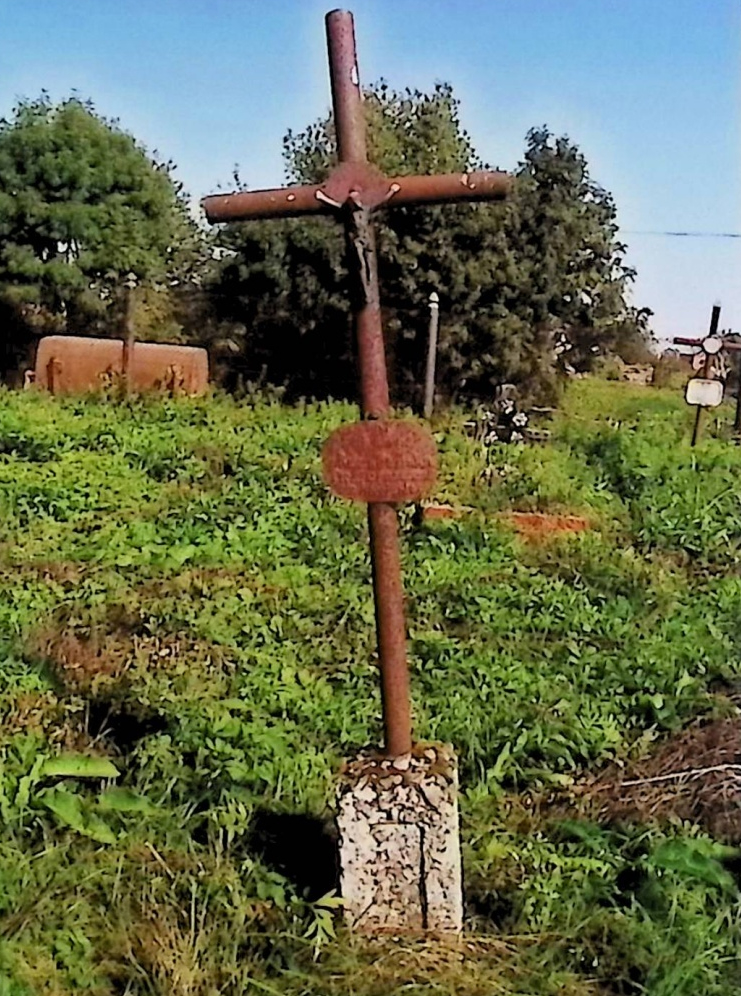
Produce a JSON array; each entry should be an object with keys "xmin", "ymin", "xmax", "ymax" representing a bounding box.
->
[
  {"xmin": 502, "ymin": 128, "xmax": 652, "ymax": 382},
  {"xmin": 212, "ymin": 83, "xmax": 651, "ymax": 404},
  {"xmin": 0, "ymin": 95, "xmax": 205, "ymax": 372}
]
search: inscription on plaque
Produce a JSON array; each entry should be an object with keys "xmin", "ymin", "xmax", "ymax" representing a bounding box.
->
[{"xmin": 323, "ymin": 421, "xmax": 438, "ymax": 504}]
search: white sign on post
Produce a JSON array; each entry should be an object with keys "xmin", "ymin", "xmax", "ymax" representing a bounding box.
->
[{"xmin": 686, "ymin": 378, "xmax": 724, "ymax": 408}]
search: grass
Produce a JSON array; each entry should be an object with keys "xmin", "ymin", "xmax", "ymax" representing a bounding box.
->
[{"xmin": 0, "ymin": 378, "xmax": 740, "ymax": 994}]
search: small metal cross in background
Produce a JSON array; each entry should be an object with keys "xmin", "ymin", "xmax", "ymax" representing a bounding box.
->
[
  {"xmin": 674, "ymin": 303, "xmax": 741, "ymax": 442},
  {"xmin": 203, "ymin": 9, "xmax": 512, "ymax": 757}
]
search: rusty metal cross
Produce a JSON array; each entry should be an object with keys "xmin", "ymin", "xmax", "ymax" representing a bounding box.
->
[
  {"xmin": 674, "ymin": 304, "xmax": 741, "ymax": 441},
  {"xmin": 203, "ymin": 9, "xmax": 512, "ymax": 757}
]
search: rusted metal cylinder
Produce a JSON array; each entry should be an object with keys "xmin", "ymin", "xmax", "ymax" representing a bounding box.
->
[
  {"xmin": 368, "ymin": 501, "xmax": 413, "ymax": 757},
  {"xmin": 326, "ymin": 10, "xmax": 367, "ymax": 164}
]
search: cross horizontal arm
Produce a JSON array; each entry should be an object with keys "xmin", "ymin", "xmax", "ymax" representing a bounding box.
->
[
  {"xmin": 673, "ymin": 336, "xmax": 741, "ymax": 351},
  {"xmin": 202, "ymin": 169, "xmax": 511, "ymax": 223},
  {"xmin": 202, "ymin": 183, "xmax": 325, "ymax": 223}
]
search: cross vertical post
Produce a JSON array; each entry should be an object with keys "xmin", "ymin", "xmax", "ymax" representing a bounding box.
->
[
  {"xmin": 325, "ymin": 10, "xmax": 410, "ymax": 757},
  {"xmin": 691, "ymin": 303, "xmax": 720, "ymax": 446}
]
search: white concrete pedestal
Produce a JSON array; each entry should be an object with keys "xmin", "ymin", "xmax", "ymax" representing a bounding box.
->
[{"xmin": 336, "ymin": 743, "xmax": 462, "ymax": 933}]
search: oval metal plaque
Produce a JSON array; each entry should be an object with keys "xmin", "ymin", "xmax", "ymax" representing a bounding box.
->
[{"xmin": 322, "ymin": 421, "xmax": 438, "ymax": 503}]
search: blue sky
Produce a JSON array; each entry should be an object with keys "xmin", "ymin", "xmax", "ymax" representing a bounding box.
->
[{"xmin": 1, "ymin": 0, "xmax": 738, "ymax": 345}]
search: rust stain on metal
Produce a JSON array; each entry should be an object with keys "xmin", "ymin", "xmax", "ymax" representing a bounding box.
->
[
  {"xmin": 323, "ymin": 421, "xmax": 437, "ymax": 503},
  {"xmin": 34, "ymin": 336, "xmax": 209, "ymax": 395}
]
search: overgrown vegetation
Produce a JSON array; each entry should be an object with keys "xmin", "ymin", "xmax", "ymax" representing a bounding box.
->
[{"xmin": 1, "ymin": 378, "xmax": 740, "ymax": 995}]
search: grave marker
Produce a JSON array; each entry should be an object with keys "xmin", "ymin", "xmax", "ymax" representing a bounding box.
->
[
  {"xmin": 674, "ymin": 303, "xmax": 741, "ymax": 443},
  {"xmin": 202, "ymin": 8, "xmax": 512, "ymax": 932},
  {"xmin": 203, "ymin": 9, "xmax": 510, "ymax": 758}
]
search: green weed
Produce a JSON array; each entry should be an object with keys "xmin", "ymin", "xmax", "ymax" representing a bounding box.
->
[{"xmin": 0, "ymin": 380, "xmax": 740, "ymax": 993}]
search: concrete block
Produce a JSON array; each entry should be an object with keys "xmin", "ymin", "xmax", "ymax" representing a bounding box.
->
[{"xmin": 336, "ymin": 743, "xmax": 462, "ymax": 933}]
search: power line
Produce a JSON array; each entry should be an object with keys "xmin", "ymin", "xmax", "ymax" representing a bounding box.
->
[{"xmin": 623, "ymin": 230, "xmax": 741, "ymax": 239}]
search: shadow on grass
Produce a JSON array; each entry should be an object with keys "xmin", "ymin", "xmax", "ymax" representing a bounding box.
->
[{"xmin": 249, "ymin": 808, "xmax": 340, "ymax": 901}]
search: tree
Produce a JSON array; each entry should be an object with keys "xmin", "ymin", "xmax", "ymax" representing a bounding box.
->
[
  {"xmin": 0, "ymin": 95, "xmax": 205, "ymax": 373},
  {"xmin": 212, "ymin": 83, "xmax": 651, "ymax": 404},
  {"xmin": 450, "ymin": 127, "xmax": 654, "ymax": 398}
]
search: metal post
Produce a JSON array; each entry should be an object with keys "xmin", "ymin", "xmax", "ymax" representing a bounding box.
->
[
  {"xmin": 326, "ymin": 9, "xmax": 411, "ymax": 756},
  {"xmin": 732, "ymin": 339, "xmax": 741, "ymax": 435},
  {"xmin": 47, "ymin": 357, "xmax": 61, "ymax": 395},
  {"xmin": 423, "ymin": 291, "xmax": 440, "ymax": 419},
  {"xmin": 121, "ymin": 276, "xmax": 137, "ymax": 397},
  {"xmin": 368, "ymin": 502, "xmax": 412, "ymax": 756},
  {"xmin": 691, "ymin": 303, "xmax": 721, "ymax": 447}
]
